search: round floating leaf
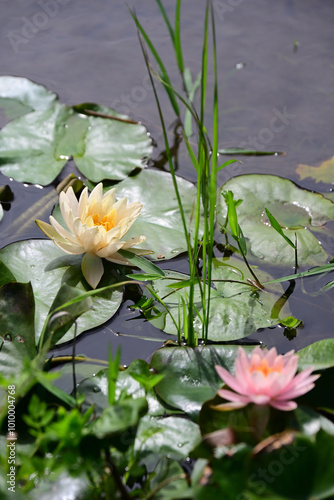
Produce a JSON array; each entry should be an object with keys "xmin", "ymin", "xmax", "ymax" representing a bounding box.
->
[
  {"xmin": 0, "ymin": 259, "xmax": 16, "ymax": 287},
  {"xmin": 78, "ymin": 364, "xmax": 173, "ymax": 417},
  {"xmin": 150, "ymin": 345, "xmax": 254, "ymax": 419},
  {"xmin": 134, "ymin": 415, "xmax": 201, "ymax": 465},
  {"xmin": 0, "ymin": 103, "xmax": 70, "ymax": 184},
  {"xmin": 150, "ymin": 256, "xmax": 291, "ymax": 340},
  {"xmin": 28, "ymin": 473, "xmax": 90, "ymax": 500},
  {"xmin": 216, "ymin": 174, "xmax": 334, "ymax": 266},
  {"xmin": 0, "ymin": 76, "xmax": 57, "ymax": 119},
  {"xmin": 72, "ymin": 103, "xmax": 153, "ymax": 182},
  {"xmin": 298, "ymin": 339, "xmax": 334, "ymax": 371},
  {"xmin": 0, "ymin": 282, "xmax": 37, "ymax": 377},
  {"xmin": 88, "ymin": 397, "xmax": 148, "ymax": 441},
  {"xmin": 109, "ymin": 169, "xmax": 199, "ymax": 260},
  {"xmin": 0, "ymin": 79, "xmax": 153, "ymax": 185},
  {"xmin": 0, "ymin": 240, "xmax": 123, "ymax": 344}
]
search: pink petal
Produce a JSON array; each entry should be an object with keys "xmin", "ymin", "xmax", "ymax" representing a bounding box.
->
[
  {"xmin": 215, "ymin": 365, "xmax": 246, "ymax": 395},
  {"xmin": 249, "ymin": 394, "xmax": 271, "ymax": 405},
  {"xmin": 217, "ymin": 389, "xmax": 250, "ymax": 404},
  {"xmin": 277, "ymin": 382, "xmax": 317, "ymax": 401},
  {"xmin": 266, "ymin": 347, "xmax": 278, "ymax": 364},
  {"xmin": 279, "ymin": 368, "xmax": 316, "ymax": 395},
  {"xmin": 270, "ymin": 399, "xmax": 297, "ymax": 411}
]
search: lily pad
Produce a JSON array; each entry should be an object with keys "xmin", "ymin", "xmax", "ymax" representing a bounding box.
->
[
  {"xmin": 0, "ymin": 75, "xmax": 57, "ymax": 119},
  {"xmin": 0, "ymin": 282, "xmax": 37, "ymax": 377},
  {"xmin": 108, "ymin": 169, "xmax": 200, "ymax": 260},
  {"xmin": 0, "ymin": 240, "xmax": 123, "ymax": 344},
  {"xmin": 297, "ymin": 155, "xmax": 334, "ymax": 185},
  {"xmin": 150, "ymin": 256, "xmax": 291, "ymax": 340},
  {"xmin": 298, "ymin": 339, "xmax": 334, "ymax": 371},
  {"xmin": 150, "ymin": 345, "xmax": 254, "ymax": 419},
  {"xmin": 216, "ymin": 174, "xmax": 334, "ymax": 266},
  {"xmin": 0, "ymin": 103, "xmax": 70, "ymax": 184},
  {"xmin": 0, "ymin": 77, "xmax": 153, "ymax": 185},
  {"xmin": 134, "ymin": 415, "xmax": 201, "ymax": 464},
  {"xmin": 72, "ymin": 104, "xmax": 153, "ymax": 182}
]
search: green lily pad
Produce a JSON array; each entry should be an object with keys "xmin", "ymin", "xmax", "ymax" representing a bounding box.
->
[
  {"xmin": 28, "ymin": 473, "xmax": 90, "ymax": 500},
  {"xmin": 72, "ymin": 104, "xmax": 153, "ymax": 182},
  {"xmin": 0, "ymin": 282, "xmax": 37, "ymax": 377},
  {"xmin": 150, "ymin": 345, "xmax": 254, "ymax": 419},
  {"xmin": 150, "ymin": 256, "xmax": 291, "ymax": 340},
  {"xmin": 298, "ymin": 339, "xmax": 334, "ymax": 371},
  {"xmin": 0, "ymin": 75, "xmax": 57, "ymax": 119},
  {"xmin": 87, "ymin": 397, "xmax": 148, "ymax": 441},
  {"xmin": 109, "ymin": 169, "xmax": 200, "ymax": 260},
  {"xmin": 134, "ymin": 415, "xmax": 201, "ymax": 465},
  {"xmin": 0, "ymin": 103, "xmax": 70, "ymax": 184},
  {"xmin": 0, "ymin": 259, "xmax": 16, "ymax": 287},
  {"xmin": 0, "ymin": 77, "xmax": 153, "ymax": 185},
  {"xmin": 216, "ymin": 174, "xmax": 334, "ymax": 266},
  {"xmin": 0, "ymin": 240, "xmax": 123, "ymax": 344}
]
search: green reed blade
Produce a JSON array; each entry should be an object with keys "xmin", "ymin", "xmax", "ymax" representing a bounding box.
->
[
  {"xmin": 175, "ymin": 0, "xmax": 184, "ymax": 74},
  {"xmin": 156, "ymin": 0, "xmax": 175, "ymax": 43},
  {"xmin": 129, "ymin": 9, "xmax": 180, "ymax": 116}
]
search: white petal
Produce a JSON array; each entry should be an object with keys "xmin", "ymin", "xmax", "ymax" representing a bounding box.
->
[
  {"xmin": 89, "ymin": 183, "xmax": 103, "ymax": 202},
  {"xmin": 53, "ymin": 239, "xmax": 85, "ymax": 255},
  {"xmin": 96, "ymin": 240, "xmax": 124, "ymax": 258},
  {"xmin": 36, "ymin": 219, "xmax": 68, "ymax": 243},
  {"xmin": 49, "ymin": 216, "xmax": 79, "ymax": 245},
  {"xmin": 122, "ymin": 235, "xmax": 146, "ymax": 249},
  {"xmin": 78, "ymin": 187, "xmax": 89, "ymax": 219},
  {"xmin": 81, "ymin": 253, "xmax": 104, "ymax": 289},
  {"xmin": 60, "ymin": 187, "xmax": 79, "ymax": 217}
]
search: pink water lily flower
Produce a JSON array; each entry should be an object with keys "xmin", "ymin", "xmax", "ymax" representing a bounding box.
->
[{"xmin": 215, "ymin": 347, "xmax": 319, "ymax": 411}]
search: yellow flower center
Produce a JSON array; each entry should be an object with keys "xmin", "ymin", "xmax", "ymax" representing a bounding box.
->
[
  {"xmin": 92, "ymin": 210, "xmax": 116, "ymax": 232},
  {"xmin": 250, "ymin": 358, "xmax": 283, "ymax": 377}
]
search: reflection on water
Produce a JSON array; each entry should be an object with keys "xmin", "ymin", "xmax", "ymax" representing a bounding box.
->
[{"xmin": 1, "ymin": 0, "xmax": 334, "ymax": 362}]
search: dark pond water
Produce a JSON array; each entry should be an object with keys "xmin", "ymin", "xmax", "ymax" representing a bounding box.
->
[{"xmin": 0, "ymin": 0, "xmax": 334, "ymax": 364}]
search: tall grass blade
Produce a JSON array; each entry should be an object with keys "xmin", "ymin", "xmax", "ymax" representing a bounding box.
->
[
  {"xmin": 174, "ymin": 0, "xmax": 184, "ymax": 74},
  {"xmin": 156, "ymin": 0, "xmax": 175, "ymax": 42},
  {"xmin": 129, "ymin": 9, "xmax": 180, "ymax": 116}
]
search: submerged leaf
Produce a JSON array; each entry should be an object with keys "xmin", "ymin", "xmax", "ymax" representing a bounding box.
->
[
  {"xmin": 217, "ymin": 174, "xmax": 334, "ymax": 266},
  {"xmin": 297, "ymin": 155, "xmax": 334, "ymax": 184}
]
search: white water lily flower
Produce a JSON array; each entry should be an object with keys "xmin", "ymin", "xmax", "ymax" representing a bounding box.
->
[{"xmin": 36, "ymin": 183, "xmax": 148, "ymax": 288}]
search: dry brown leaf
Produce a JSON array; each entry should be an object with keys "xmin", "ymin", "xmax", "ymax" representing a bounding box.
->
[{"xmin": 297, "ymin": 155, "xmax": 334, "ymax": 184}]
